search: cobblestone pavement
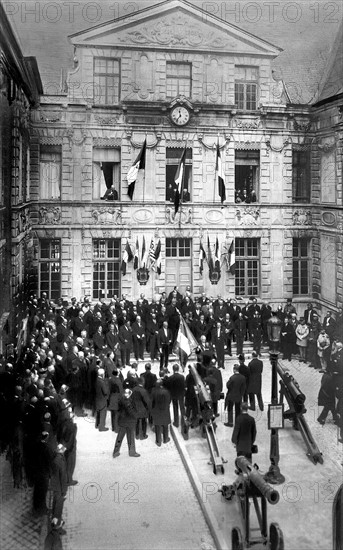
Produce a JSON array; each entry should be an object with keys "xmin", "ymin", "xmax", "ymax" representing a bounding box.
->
[{"xmin": 0, "ymin": 455, "xmax": 45, "ymax": 550}]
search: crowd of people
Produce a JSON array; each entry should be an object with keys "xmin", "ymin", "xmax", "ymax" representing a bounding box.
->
[{"xmin": 0, "ymin": 288, "xmax": 342, "ymax": 541}]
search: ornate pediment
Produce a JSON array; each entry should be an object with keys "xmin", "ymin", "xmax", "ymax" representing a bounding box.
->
[{"xmin": 69, "ymin": 1, "xmax": 281, "ymax": 56}]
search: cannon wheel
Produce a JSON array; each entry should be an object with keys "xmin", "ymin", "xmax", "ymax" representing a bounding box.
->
[
  {"xmin": 269, "ymin": 522, "xmax": 284, "ymax": 550},
  {"xmin": 231, "ymin": 526, "xmax": 243, "ymax": 550}
]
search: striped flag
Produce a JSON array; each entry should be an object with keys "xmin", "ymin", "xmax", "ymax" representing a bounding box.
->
[
  {"xmin": 228, "ymin": 239, "xmax": 236, "ymax": 275},
  {"xmin": 174, "ymin": 146, "xmax": 187, "ymax": 214},
  {"xmin": 207, "ymin": 235, "xmax": 214, "ymax": 276},
  {"xmin": 216, "ymin": 137, "xmax": 226, "ymax": 203},
  {"xmin": 149, "ymin": 238, "xmax": 155, "ymax": 269},
  {"xmin": 155, "ymin": 239, "xmax": 162, "ymax": 275},
  {"xmin": 214, "ymin": 236, "xmax": 220, "ymax": 271},
  {"xmin": 121, "ymin": 240, "xmax": 133, "ymax": 275},
  {"xmin": 127, "ymin": 138, "xmax": 147, "ymax": 200},
  {"xmin": 133, "ymin": 238, "xmax": 139, "ymax": 270},
  {"xmin": 199, "ymin": 240, "xmax": 206, "ymax": 275},
  {"xmin": 173, "ymin": 315, "xmax": 199, "ymax": 358}
]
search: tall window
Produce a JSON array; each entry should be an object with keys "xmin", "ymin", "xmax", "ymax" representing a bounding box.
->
[
  {"xmin": 293, "ymin": 238, "xmax": 310, "ymax": 295},
  {"xmin": 94, "ymin": 58, "xmax": 120, "ymax": 105},
  {"xmin": 39, "ymin": 239, "xmax": 61, "ymax": 300},
  {"xmin": 93, "ymin": 148, "xmax": 120, "ymax": 199},
  {"xmin": 235, "ymin": 66, "xmax": 258, "ymax": 110},
  {"xmin": 40, "ymin": 145, "xmax": 61, "ymax": 200},
  {"xmin": 235, "ymin": 238, "xmax": 259, "ymax": 296},
  {"xmin": 166, "ymin": 62, "xmax": 191, "ymax": 98},
  {"xmin": 93, "ymin": 239, "xmax": 120, "ymax": 300},
  {"xmin": 165, "ymin": 148, "xmax": 192, "ymax": 203},
  {"xmin": 292, "ymin": 149, "xmax": 311, "ymax": 202},
  {"xmin": 235, "ymin": 150, "xmax": 259, "ymax": 203}
]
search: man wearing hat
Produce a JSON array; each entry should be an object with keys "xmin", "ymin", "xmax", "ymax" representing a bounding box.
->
[{"xmin": 232, "ymin": 401, "xmax": 257, "ymax": 461}]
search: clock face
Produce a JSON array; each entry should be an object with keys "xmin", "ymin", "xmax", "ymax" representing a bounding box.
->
[{"xmin": 170, "ymin": 106, "xmax": 190, "ymax": 126}]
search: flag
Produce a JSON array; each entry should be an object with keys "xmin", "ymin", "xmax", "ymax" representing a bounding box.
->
[
  {"xmin": 127, "ymin": 138, "xmax": 147, "ymax": 200},
  {"xmin": 141, "ymin": 235, "xmax": 149, "ymax": 268},
  {"xmin": 214, "ymin": 236, "xmax": 220, "ymax": 271},
  {"xmin": 149, "ymin": 238, "xmax": 155, "ymax": 269},
  {"xmin": 173, "ymin": 315, "xmax": 199, "ymax": 358},
  {"xmin": 216, "ymin": 138, "xmax": 226, "ymax": 203},
  {"xmin": 133, "ymin": 238, "xmax": 139, "ymax": 270},
  {"xmin": 155, "ymin": 239, "xmax": 162, "ymax": 275},
  {"xmin": 199, "ymin": 240, "xmax": 206, "ymax": 275},
  {"xmin": 121, "ymin": 240, "xmax": 133, "ymax": 275},
  {"xmin": 228, "ymin": 239, "xmax": 236, "ymax": 275},
  {"xmin": 207, "ymin": 235, "xmax": 214, "ymax": 275},
  {"xmin": 174, "ymin": 146, "xmax": 187, "ymax": 214}
]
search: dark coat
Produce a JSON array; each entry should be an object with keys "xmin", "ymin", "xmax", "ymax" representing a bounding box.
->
[
  {"xmin": 108, "ymin": 375, "xmax": 123, "ymax": 411},
  {"xmin": 238, "ymin": 363, "xmax": 250, "ymax": 389},
  {"xmin": 247, "ymin": 358, "xmax": 263, "ymax": 394},
  {"xmin": 131, "ymin": 385, "xmax": 151, "ymax": 418},
  {"xmin": 318, "ymin": 373, "xmax": 336, "ymax": 407},
  {"xmin": 163, "ymin": 373, "xmax": 185, "ymax": 400},
  {"xmin": 95, "ymin": 377, "xmax": 109, "ymax": 410},
  {"xmin": 141, "ymin": 371, "xmax": 157, "ymax": 394},
  {"xmin": 50, "ymin": 453, "xmax": 68, "ymax": 494},
  {"xmin": 157, "ymin": 327, "xmax": 173, "ymax": 348},
  {"xmin": 117, "ymin": 395, "xmax": 137, "ymax": 428},
  {"xmin": 225, "ymin": 373, "xmax": 246, "ymax": 405},
  {"xmin": 151, "ymin": 387, "xmax": 171, "ymax": 426},
  {"xmin": 232, "ymin": 412, "xmax": 257, "ymax": 455}
]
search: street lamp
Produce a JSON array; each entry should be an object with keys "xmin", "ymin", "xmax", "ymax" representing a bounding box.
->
[{"xmin": 264, "ymin": 312, "xmax": 285, "ymax": 485}]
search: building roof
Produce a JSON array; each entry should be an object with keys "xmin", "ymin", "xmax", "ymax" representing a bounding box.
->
[
  {"xmin": 5, "ymin": 0, "xmax": 342, "ymax": 105},
  {"xmin": 314, "ymin": 18, "xmax": 343, "ymax": 104}
]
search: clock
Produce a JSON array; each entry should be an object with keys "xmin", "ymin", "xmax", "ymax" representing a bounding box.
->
[{"xmin": 170, "ymin": 105, "xmax": 190, "ymax": 126}]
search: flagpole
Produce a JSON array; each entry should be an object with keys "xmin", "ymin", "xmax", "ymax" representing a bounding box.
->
[
  {"xmin": 213, "ymin": 133, "xmax": 219, "ymax": 204},
  {"xmin": 143, "ymin": 132, "xmax": 147, "ymax": 204},
  {"xmin": 178, "ymin": 138, "xmax": 188, "ymax": 228}
]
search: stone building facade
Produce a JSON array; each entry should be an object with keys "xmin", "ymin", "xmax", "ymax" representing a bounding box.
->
[
  {"xmin": 0, "ymin": 3, "xmax": 42, "ymax": 352},
  {"xmin": 25, "ymin": 1, "xmax": 342, "ymax": 319}
]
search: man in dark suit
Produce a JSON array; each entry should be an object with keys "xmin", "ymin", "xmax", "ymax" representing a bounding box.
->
[
  {"xmin": 112, "ymin": 387, "xmax": 140, "ymax": 457},
  {"xmin": 232, "ymin": 401, "xmax": 257, "ymax": 460},
  {"xmin": 247, "ymin": 351, "xmax": 264, "ymax": 411},
  {"xmin": 204, "ymin": 359, "xmax": 223, "ymax": 417},
  {"xmin": 210, "ymin": 321, "xmax": 226, "ymax": 369},
  {"xmin": 322, "ymin": 310, "xmax": 336, "ymax": 341},
  {"xmin": 119, "ymin": 320, "xmax": 133, "ymax": 368},
  {"xmin": 131, "ymin": 315, "xmax": 146, "ymax": 360},
  {"xmin": 224, "ymin": 364, "xmax": 246, "ymax": 427},
  {"xmin": 164, "ymin": 363, "xmax": 186, "ymax": 428},
  {"xmin": 234, "ymin": 313, "xmax": 246, "ymax": 356},
  {"xmin": 303, "ymin": 303, "xmax": 318, "ymax": 326},
  {"xmin": 157, "ymin": 321, "xmax": 173, "ymax": 373},
  {"xmin": 95, "ymin": 368, "xmax": 109, "ymax": 431},
  {"xmin": 151, "ymin": 380, "xmax": 171, "ymax": 446},
  {"xmin": 238, "ymin": 354, "xmax": 249, "ymax": 402},
  {"xmin": 50, "ymin": 443, "xmax": 68, "ymax": 528}
]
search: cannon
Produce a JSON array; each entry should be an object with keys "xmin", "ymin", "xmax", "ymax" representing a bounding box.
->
[
  {"xmin": 189, "ymin": 363, "xmax": 226, "ymax": 474},
  {"xmin": 277, "ymin": 363, "xmax": 323, "ymax": 465},
  {"xmin": 219, "ymin": 457, "xmax": 284, "ymax": 550}
]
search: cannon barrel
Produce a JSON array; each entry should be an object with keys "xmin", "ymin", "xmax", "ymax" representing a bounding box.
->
[
  {"xmin": 235, "ymin": 457, "xmax": 280, "ymax": 505},
  {"xmin": 277, "ymin": 363, "xmax": 306, "ymax": 411},
  {"xmin": 189, "ymin": 364, "xmax": 212, "ymax": 405}
]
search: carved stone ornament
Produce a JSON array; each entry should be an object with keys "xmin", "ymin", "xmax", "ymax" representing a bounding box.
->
[
  {"xmin": 39, "ymin": 207, "xmax": 61, "ymax": 225},
  {"xmin": 233, "ymin": 117, "xmax": 260, "ymax": 130},
  {"xmin": 91, "ymin": 208, "xmax": 122, "ymax": 225},
  {"xmin": 93, "ymin": 138, "xmax": 122, "ymax": 148},
  {"xmin": 293, "ymin": 210, "xmax": 312, "ymax": 225},
  {"xmin": 94, "ymin": 115, "xmax": 119, "ymax": 126},
  {"xmin": 64, "ymin": 128, "xmax": 88, "ymax": 146},
  {"xmin": 165, "ymin": 207, "xmax": 192, "ymax": 225},
  {"xmin": 119, "ymin": 17, "xmax": 234, "ymax": 49},
  {"xmin": 317, "ymin": 140, "xmax": 336, "ymax": 153},
  {"xmin": 40, "ymin": 112, "xmax": 62, "ymax": 123},
  {"xmin": 19, "ymin": 209, "xmax": 31, "ymax": 233},
  {"xmin": 236, "ymin": 207, "xmax": 260, "ymax": 225},
  {"xmin": 293, "ymin": 119, "xmax": 311, "ymax": 132}
]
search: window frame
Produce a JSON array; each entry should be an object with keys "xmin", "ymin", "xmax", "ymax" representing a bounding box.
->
[
  {"xmin": 292, "ymin": 148, "xmax": 311, "ymax": 203},
  {"xmin": 292, "ymin": 237, "xmax": 311, "ymax": 296},
  {"xmin": 235, "ymin": 150, "xmax": 260, "ymax": 203},
  {"xmin": 166, "ymin": 61, "xmax": 192, "ymax": 99},
  {"xmin": 166, "ymin": 238, "xmax": 192, "ymax": 258},
  {"xmin": 235, "ymin": 238, "xmax": 260, "ymax": 297},
  {"xmin": 92, "ymin": 147, "xmax": 121, "ymax": 200},
  {"xmin": 38, "ymin": 239, "xmax": 61, "ymax": 300},
  {"xmin": 92, "ymin": 238, "xmax": 121, "ymax": 300},
  {"xmin": 39, "ymin": 145, "xmax": 62, "ymax": 200},
  {"xmin": 165, "ymin": 147, "xmax": 192, "ymax": 203},
  {"xmin": 93, "ymin": 57, "xmax": 121, "ymax": 105},
  {"xmin": 234, "ymin": 66, "xmax": 259, "ymax": 111}
]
